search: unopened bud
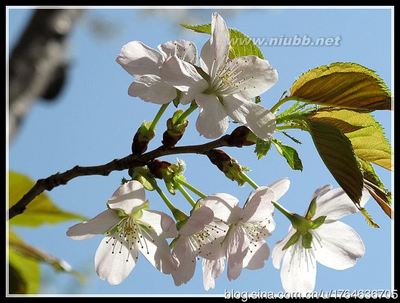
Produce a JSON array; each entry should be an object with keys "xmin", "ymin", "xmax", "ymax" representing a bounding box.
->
[
  {"xmin": 162, "ymin": 110, "xmax": 189, "ymax": 148},
  {"xmin": 228, "ymin": 126, "xmax": 257, "ymax": 147},
  {"xmin": 147, "ymin": 159, "xmax": 171, "ymax": 179},
  {"xmin": 132, "ymin": 121, "xmax": 155, "ymax": 155},
  {"xmin": 206, "ymin": 149, "xmax": 231, "ymax": 172},
  {"xmin": 206, "ymin": 149, "xmax": 249, "ymax": 186}
]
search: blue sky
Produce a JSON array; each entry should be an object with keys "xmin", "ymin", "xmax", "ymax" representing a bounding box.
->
[{"xmin": 8, "ymin": 7, "xmax": 392, "ymax": 295}]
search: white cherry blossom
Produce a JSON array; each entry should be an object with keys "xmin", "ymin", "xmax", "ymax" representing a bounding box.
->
[
  {"xmin": 160, "ymin": 12, "xmax": 278, "ymax": 140},
  {"xmin": 272, "ymin": 185, "xmax": 370, "ymax": 295},
  {"xmin": 67, "ymin": 180, "xmax": 178, "ymax": 285},
  {"xmin": 201, "ymin": 178, "xmax": 290, "ymax": 287},
  {"xmin": 171, "ymin": 205, "xmax": 228, "ymax": 286},
  {"xmin": 117, "ymin": 39, "xmax": 197, "ymax": 104}
]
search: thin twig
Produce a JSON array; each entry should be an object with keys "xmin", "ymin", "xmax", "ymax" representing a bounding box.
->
[{"xmin": 8, "ymin": 135, "xmax": 231, "ymax": 220}]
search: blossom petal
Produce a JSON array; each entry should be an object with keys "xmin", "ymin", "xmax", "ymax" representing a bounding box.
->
[
  {"xmin": 128, "ymin": 75, "xmax": 176, "ymax": 104},
  {"xmin": 280, "ymin": 243, "xmax": 317, "ymax": 295},
  {"xmin": 158, "ymin": 40, "xmax": 197, "ymax": 64},
  {"xmin": 313, "ymin": 188, "xmax": 370, "ymax": 222},
  {"xmin": 179, "ymin": 206, "xmax": 214, "ymax": 236},
  {"xmin": 202, "ymin": 257, "xmax": 225, "ymax": 291},
  {"xmin": 220, "ymin": 56, "xmax": 278, "ymax": 98},
  {"xmin": 268, "ymin": 177, "xmax": 291, "ymax": 201},
  {"xmin": 67, "ymin": 209, "xmax": 121, "ymax": 240},
  {"xmin": 140, "ymin": 210, "xmax": 177, "ymax": 238},
  {"xmin": 271, "ymin": 227, "xmax": 296, "ymax": 269},
  {"xmin": 311, "ymin": 184, "xmax": 333, "ymax": 201},
  {"xmin": 94, "ymin": 234, "xmax": 137, "ymax": 285},
  {"xmin": 171, "ymin": 237, "xmax": 197, "ymax": 286},
  {"xmin": 200, "ymin": 12, "xmax": 230, "ymax": 78},
  {"xmin": 313, "ymin": 221, "xmax": 365, "ymax": 270},
  {"xmin": 160, "ymin": 55, "xmax": 206, "ymax": 93},
  {"xmin": 200, "ymin": 193, "xmax": 239, "ymax": 223},
  {"xmin": 138, "ymin": 227, "xmax": 177, "ymax": 274},
  {"xmin": 107, "ymin": 180, "xmax": 146, "ymax": 215},
  {"xmin": 116, "ymin": 41, "xmax": 163, "ymax": 76},
  {"xmin": 243, "ymin": 186, "xmax": 275, "ymax": 223},
  {"xmin": 226, "ymin": 226, "xmax": 249, "ymax": 281},
  {"xmin": 196, "ymin": 94, "xmax": 229, "ymax": 139},
  {"xmin": 243, "ymin": 241, "xmax": 270, "ymax": 270},
  {"xmin": 224, "ymin": 94, "xmax": 276, "ymax": 140}
]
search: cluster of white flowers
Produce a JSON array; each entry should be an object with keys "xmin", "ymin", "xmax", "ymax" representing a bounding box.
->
[
  {"xmin": 66, "ymin": 12, "xmax": 368, "ymax": 294},
  {"xmin": 116, "ymin": 12, "xmax": 277, "ymax": 140},
  {"xmin": 67, "ymin": 179, "xmax": 288, "ymax": 288},
  {"xmin": 67, "ymin": 179, "xmax": 368, "ymax": 292}
]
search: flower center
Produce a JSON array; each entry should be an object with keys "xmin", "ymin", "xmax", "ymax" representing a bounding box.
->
[
  {"xmin": 104, "ymin": 216, "xmax": 156, "ymax": 262},
  {"xmin": 242, "ymin": 220, "xmax": 272, "ymax": 242},
  {"xmin": 188, "ymin": 220, "xmax": 228, "ymax": 261},
  {"xmin": 207, "ymin": 59, "xmax": 255, "ymax": 97}
]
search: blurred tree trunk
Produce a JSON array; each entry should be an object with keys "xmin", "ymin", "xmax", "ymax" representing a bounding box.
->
[{"xmin": 9, "ymin": 9, "xmax": 84, "ymax": 142}]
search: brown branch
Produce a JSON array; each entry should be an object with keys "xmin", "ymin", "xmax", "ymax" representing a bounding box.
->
[{"xmin": 8, "ymin": 135, "xmax": 235, "ymax": 220}]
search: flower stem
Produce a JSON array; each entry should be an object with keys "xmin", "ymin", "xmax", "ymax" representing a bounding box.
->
[
  {"xmin": 175, "ymin": 102, "xmax": 198, "ymax": 125},
  {"xmin": 175, "ymin": 178, "xmax": 207, "ymax": 199},
  {"xmin": 239, "ymin": 172, "xmax": 259, "ymax": 190},
  {"xmin": 270, "ymin": 96, "xmax": 290, "ymax": 113},
  {"xmin": 175, "ymin": 181, "xmax": 196, "ymax": 207},
  {"xmin": 149, "ymin": 103, "xmax": 169, "ymax": 132},
  {"xmin": 271, "ymin": 201, "xmax": 293, "ymax": 221},
  {"xmin": 153, "ymin": 182, "xmax": 187, "ymax": 221},
  {"xmin": 239, "ymin": 171, "xmax": 294, "ymax": 224}
]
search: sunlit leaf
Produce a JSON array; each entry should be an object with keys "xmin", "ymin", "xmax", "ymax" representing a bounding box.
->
[
  {"xmin": 9, "ymin": 237, "xmax": 41, "ymax": 294},
  {"xmin": 309, "ymin": 109, "xmax": 392, "ymax": 170},
  {"xmin": 288, "ymin": 62, "xmax": 391, "ymax": 110},
  {"xmin": 181, "ymin": 23, "xmax": 264, "ymax": 59},
  {"xmin": 306, "ymin": 119, "xmax": 364, "ymax": 205},
  {"xmin": 9, "ymin": 230, "xmax": 85, "ymax": 287},
  {"xmin": 9, "ymin": 264, "xmax": 28, "ymax": 294},
  {"xmin": 8, "ymin": 171, "xmax": 86, "ymax": 227}
]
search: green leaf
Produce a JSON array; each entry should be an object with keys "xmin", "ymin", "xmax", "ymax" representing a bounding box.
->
[
  {"xmin": 309, "ymin": 109, "xmax": 392, "ymax": 170},
  {"xmin": 9, "ymin": 263, "xmax": 28, "ymax": 294},
  {"xmin": 9, "ymin": 171, "xmax": 86, "ymax": 227},
  {"xmin": 255, "ymin": 138, "xmax": 272, "ymax": 159},
  {"xmin": 288, "ymin": 62, "xmax": 391, "ymax": 110},
  {"xmin": 9, "ymin": 230, "xmax": 84, "ymax": 285},
  {"xmin": 306, "ymin": 119, "xmax": 364, "ymax": 205},
  {"xmin": 181, "ymin": 23, "xmax": 264, "ymax": 59},
  {"xmin": 360, "ymin": 207, "xmax": 380, "ymax": 228},
  {"xmin": 10, "ymin": 231, "xmax": 69, "ymax": 273},
  {"xmin": 272, "ymin": 139, "xmax": 303, "ymax": 171},
  {"xmin": 9, "ymin": 250, "xmax": 40, "ymax": 294},
  {"xmin": 9, "ymin": 234, "xmax": 41, "ymax": 294},
  {"xmin": 359, "ymin": 159, "xmax": 392, "ymax": 218}
]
